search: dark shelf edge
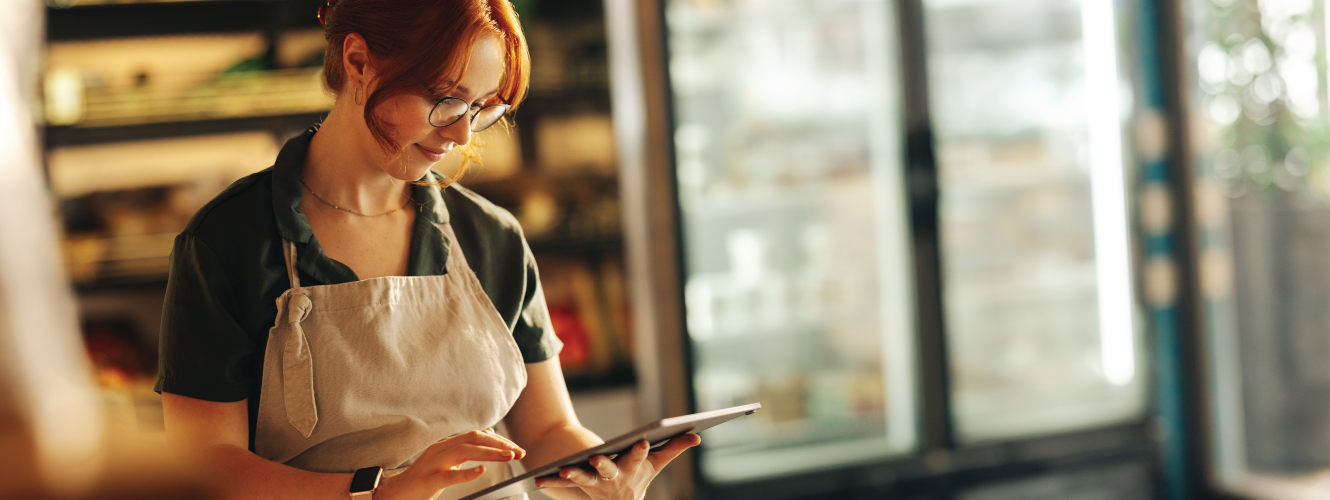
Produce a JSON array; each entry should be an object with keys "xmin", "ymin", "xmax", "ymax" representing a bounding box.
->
[
  {"xmin": 514, "ymin": 88, "xmax": 613, "ymax": 115},
  {"xmin": 72, "ymin": 274, "xmax": 169, "ymax": 293},
  {"xmin": 563, "ymin": 365, "xmax": 637, "ymax": 392},
  {"xmin": 528, "ymin": 236, "xmax": 623, "ymax": 257},
  {"xmin": 47, "ymin": 0, "xmax": 324, "ymax": 41},
  {"xmin": 44, "ymin": 112, "xmax": 327, "ymax": 147}
]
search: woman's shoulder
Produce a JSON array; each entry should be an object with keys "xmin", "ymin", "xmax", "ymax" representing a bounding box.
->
[
  {"xmin": 179, "ymin": 168, "xmax": 278, "ymax": 247},
  {"xmin": 439, "ymin": 181, "xmax": 524, "ymax": 240}
]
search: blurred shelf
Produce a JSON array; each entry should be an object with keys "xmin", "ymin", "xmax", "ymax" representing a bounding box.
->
[
  {"xmin": 941, "ymin": 167, "xmax": 1088, "ymax": 202},
  {"xmin": 42, "ymin": 86, "xmax": 610, "ymax": 150},
  {"xmin": 65, "ymin": 232, "xmax": 174, "ymax": 292},
  {"xmin": 73, "ymin": 275, "xmax": 171, "ymax": 294},
  {"xmin": 45, "ymin": 111, "xmax": 325, "ymax": 147},
  {"xmin": 563, "ymin": 364, "xmax": 636, "ymax": 392},
  {"xmin": 69, "ymin": 68, "xmax": 330, "ymax": 126},
  {"xmin": 47, "ymin": 0, "xmax": 323, "ymax": 41},
  {"xmin": 679, "ymin": 183, "xmax": 824, "ymax": 216},
  {"xmin": 703, "ymin": 415, "xmax": 888, "ymax": 452},
  {"xmin": 516, "ymin": 89, "xmax": 612, "ymax": 116},
  {"xmin": 528, "ymin": 235, "xmax": 622, "ymax": 258},
  {"xmin": 689, "ymin": 319, "xmax": 822, "ymax": 348}
]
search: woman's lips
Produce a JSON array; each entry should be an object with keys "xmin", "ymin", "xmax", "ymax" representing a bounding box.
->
[{"xmin": 415, "ymin": 144, "xmax": 446, "ymax": 161}]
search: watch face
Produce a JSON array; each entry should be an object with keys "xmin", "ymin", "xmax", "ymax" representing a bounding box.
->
[{"xmin": 350, "ymin": 467, "xmax": 381, "ymax": 492}]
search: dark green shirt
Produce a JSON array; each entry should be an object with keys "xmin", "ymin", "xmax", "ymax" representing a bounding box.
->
[{"xmin": 154, "ymin": 125, "xmax": 561, "ymax": 449}]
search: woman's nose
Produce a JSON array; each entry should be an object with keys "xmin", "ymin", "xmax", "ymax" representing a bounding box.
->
[{"xmin": 438, "ymin": 117, "xmax": 473, "ymax": 146}]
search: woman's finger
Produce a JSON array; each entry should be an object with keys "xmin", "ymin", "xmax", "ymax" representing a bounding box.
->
[
  {"xmin": 430, "ymin": 443, "xmax": 518, "ymax": 469},
  {"xmin": 428, "ymin": 465, "xmax": 487, "ymax": 489},
  {"xmin": 614, "ymin": 439, "xmax": 651, "ymax": 472},
  {"xmin": 450, "ymin": 429, "xmax": 525, "ymax": 453},
  {"xmin": 558, "ymin": 466, "xmax": 600, "ymax": 488},
  {"xmin": 645, "ymin": 434, "xmax": 702, "ymax": 470},
  {"xmin": 426, "ymin": 430, "xmax": 525, "ymax": 461},
  {"xmin": 477, "ymin": 428, "xmax": 524, "ymax": 456},
  {"xmin": 534, "ymin": 475, "xmax": 577, "ymax": 489},
  {"xmin": 589, "ymin": 455, "xmax": 619, "ymax": 480},
  {"xmin": 614, "ymin": 438, "xmax": 651, "ymax": 473}
]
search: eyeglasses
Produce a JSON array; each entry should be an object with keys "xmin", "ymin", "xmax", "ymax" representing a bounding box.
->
[{"xmin": 429, "ymin": 96, "xmax": 510, "ymax": 132}]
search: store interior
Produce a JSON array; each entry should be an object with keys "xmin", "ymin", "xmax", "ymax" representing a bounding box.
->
[{"xmin": 3, "ymin": 0, "xmax": 1330, "ymax": 499}]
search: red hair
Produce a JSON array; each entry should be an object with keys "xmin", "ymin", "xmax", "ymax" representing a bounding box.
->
[{"xmin": 320, "ymin": 0, "xmax": 529, "ymax": 180}]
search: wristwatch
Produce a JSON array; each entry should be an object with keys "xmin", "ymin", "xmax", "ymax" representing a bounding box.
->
[{"xmin": 349, "ymin": 466, "xmax": 383, "ymax": 499}]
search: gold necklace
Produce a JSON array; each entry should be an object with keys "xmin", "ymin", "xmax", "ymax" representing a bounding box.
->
[{"xmin": 300, "ymin": 179, "xmax": 415, "ymax": 217}]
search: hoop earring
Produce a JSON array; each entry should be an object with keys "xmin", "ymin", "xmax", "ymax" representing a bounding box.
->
[{"xmin": 354, "ymin": 85, "xmax": 364, "ymax": 106}]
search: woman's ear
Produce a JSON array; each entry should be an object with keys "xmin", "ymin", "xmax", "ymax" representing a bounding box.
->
[{"xmin": 342, "ymin": 33, "xmax": 373, "ymax": 87}]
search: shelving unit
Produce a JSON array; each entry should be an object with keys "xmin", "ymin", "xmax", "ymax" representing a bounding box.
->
[
  {"xmin": 43, "ymin": 0, "xmax": 330, "ymax": 145},
  {"xmin": 46, "ymin": 0, "xmax": 322, "ymax": 41},
  {"xmin": 45, "ymin": 111, "xmax": 325, "ymax": 147}
]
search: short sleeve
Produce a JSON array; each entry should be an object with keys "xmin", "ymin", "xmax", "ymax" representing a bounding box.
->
[
  {"xmin": 512, "ymin": 240, "xmax": 563, "ymax": 363},
  {"xmin": 154, "ymin": 233, "xmax": 254, "ymax": 401}
]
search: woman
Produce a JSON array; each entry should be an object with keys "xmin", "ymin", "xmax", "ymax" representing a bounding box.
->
[{"xmin": 155, "ymin": 1, "xmax": 698, "ymax": 499}]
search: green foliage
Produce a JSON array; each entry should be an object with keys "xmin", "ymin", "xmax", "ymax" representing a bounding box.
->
[{"xmin": 1198, "ymin": 0, "xmax": 1330, "ymax": 198}]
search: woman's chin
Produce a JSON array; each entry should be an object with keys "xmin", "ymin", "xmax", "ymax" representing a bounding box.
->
[{"xmin": 379, "ymin": 161, "xmax": 438, "ymax": 183}]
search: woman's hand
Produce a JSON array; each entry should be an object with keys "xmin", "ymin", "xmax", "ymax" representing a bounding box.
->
[
  {"xmin": 533, "ymin": 434, "xmax": 701, "ymax": 500},
  {"xmin": 375, "ymin": 429, "xmax": 526, "ymax": 500}
]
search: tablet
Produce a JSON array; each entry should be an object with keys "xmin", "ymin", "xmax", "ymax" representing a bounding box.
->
[{"xmin": 459, "ymin": 403, "xmax": 761, "ymax": 500}]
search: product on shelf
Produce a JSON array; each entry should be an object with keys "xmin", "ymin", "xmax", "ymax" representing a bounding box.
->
[
  {"xmin": 51, "ymin": 133, "xmax": 280, "ymax": 285},
  {"xmin": 45, "ymin": 33, "xmax": 332, "ymax": 127},
  {"xmin": 537, "ymin": 256, "xmax": 634, "ymax": 385},
  {"xmin": 83, "ymin": 318, "xmax": 155, "ymax": 387},
  {"xmin": 536, "ymin": 113, "xmax": 617, "ymax": 175}
]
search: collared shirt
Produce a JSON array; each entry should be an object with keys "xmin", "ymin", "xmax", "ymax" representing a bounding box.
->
[{"xmin": 154, "ymin": 125, "xmax": 561, "ymax": 449}]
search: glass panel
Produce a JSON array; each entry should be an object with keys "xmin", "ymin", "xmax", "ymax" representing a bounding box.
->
[
  {"xmin": 1186, "ymin": 0, "xmax": 1330, "ymax": 496},
  {"xmin": 664, "ymin": 0, "xmax": 918, "ymax": 483},
  {"xmin": 924, "ymin": 0, "xmax": 1147, "ymax": 442}
]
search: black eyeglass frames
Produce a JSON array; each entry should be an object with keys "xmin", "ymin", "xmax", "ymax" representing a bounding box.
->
[{"xmin": 428, "ymin": 96, "xmax": 510, "ymax": 132}]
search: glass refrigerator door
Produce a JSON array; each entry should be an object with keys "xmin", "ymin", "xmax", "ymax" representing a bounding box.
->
[
  {"xmin": 663, "ymin": 0, "xmax": 918, "ymax": 483},
  {"xmin": 922, "ymin": 0, "xmax": 1147, "ymax": 442},
  {"xmin": 1185, "ymin": 0, "xmax": 1330, "ymax": 497}
]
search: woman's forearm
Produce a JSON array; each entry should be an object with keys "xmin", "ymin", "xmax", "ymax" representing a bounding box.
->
[
  {"xmin": 203, "ymin": 443, "xmax": 354, "ymax": 500},
  {"xmin": 521, "ymin": 423, "xmax": 603, "ymax": 500},
  {"xmin": 163, "ymin": 395, "xmax": 352, "ymax": 499}
]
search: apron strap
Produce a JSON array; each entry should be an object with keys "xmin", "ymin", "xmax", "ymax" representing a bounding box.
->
[{"xmin": 281, "ymin": 239, "xmax": 302, "ymax": 289}]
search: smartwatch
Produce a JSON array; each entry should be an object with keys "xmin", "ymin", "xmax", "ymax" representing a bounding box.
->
[{"xmin": 349, "ymin": 466, "xmax": 383, "ymax": 499}]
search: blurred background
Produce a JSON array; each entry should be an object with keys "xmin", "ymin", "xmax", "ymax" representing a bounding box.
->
[{"xmin": 4, "ymin": 0, "xmax": 1330, "ymax": 498}]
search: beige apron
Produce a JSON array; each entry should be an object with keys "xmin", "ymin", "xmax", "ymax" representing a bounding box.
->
[{"xmin": 255, "ymin": 223, "xmax": 529, "ymax": 500}]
